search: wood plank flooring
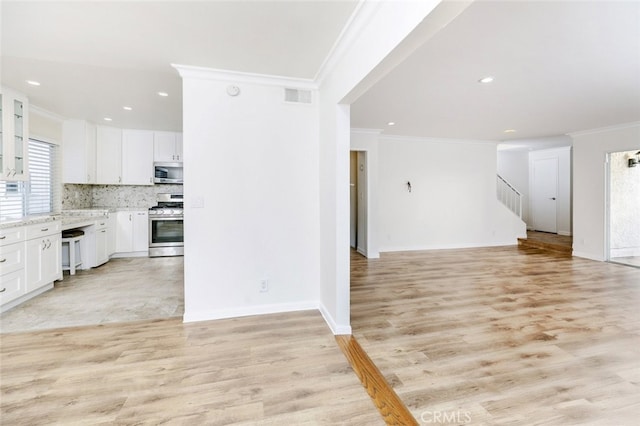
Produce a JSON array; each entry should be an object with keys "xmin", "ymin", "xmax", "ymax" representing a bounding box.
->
[
  {"xmin": 1, "ymin": 311, "xmax": 382, "ymax": 425},
  {"xmin": 336, "ymin": 335, "xmax": 417, "ymax": 425},
  {"xmin": 350, "ymin": 246, "xmax": 640, "ymax": 425}
]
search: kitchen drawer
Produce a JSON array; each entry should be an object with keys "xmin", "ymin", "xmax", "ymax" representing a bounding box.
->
[
  {"xmin": 0, "ymin": 269, "xmax": 25, "ymax": 306},
  {"xmin": 95, "ymin": 217, "xmax": 108, "ymax": 230},
  {"xmin": 25, "ymin": 221, "xmax": 61, "ymax": 240},
  {"xmin": 0, "ymin": 242, "xmax": 25, "ymax": 275},
  {"xmin": 0, "ymin": 227, "xmax": 24, "ymax": 247}
]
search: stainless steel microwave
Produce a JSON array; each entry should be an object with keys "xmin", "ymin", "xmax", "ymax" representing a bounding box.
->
[{"xmin": 154, "ymin": 162, "xmax": 183, "ymax": 184}]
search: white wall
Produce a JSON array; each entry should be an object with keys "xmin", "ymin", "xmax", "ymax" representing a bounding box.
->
[
  {"xmin": 572, "ymin": 122, "xmax": 640, "ymax": 260},
  {"xmin": 178, "ymin": 70, "xmax": 320, "ymax": 321},
  {"xmin": 609, "ymin": 150, "xmax": 640, "ymax": 257},
  {"xmin": 529, "ymin": 146, "xmax": 572, "ymax": 236},
  {"xmin": 377, "ymin": 135, "xmax": 525, "ymax": 251},
  {"xmin": 176, "ymin": 0, "xmax": 469, "ymax": 333},
  {"xmin": 30, "ymin": 107, "xmax": 62, "ymax": 143},
  {"xmin": 497, "ymin": 149, "xmax": 530, "ymax": 225}
]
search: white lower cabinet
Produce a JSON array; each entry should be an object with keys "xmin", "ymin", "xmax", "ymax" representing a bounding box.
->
[
  {"xmin": 115, "ymin": 210, "xmax": 148, "ymax": 255},
  {"xmin": 1, "ymin": 222, "xmax": 61, "ymax": 312},
  {"xmin": 25, "ymin": 223, "xmax": 62, "ymax": 293},
  {"xmin": 107, "ymin": 213, "xmax": 117, "ymax": 256},
  {"xmin": 0, "ymin": 232, "xmax": 26, "ymax": 306},
  {"xmin": 95, "ymin": 219, "xmax": 109, "ymax": 266}
]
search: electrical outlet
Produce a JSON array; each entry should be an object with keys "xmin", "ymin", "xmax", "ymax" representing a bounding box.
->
[{"xmin": 260, "ymin": 280, "xmax": 269, "ymax": 293}]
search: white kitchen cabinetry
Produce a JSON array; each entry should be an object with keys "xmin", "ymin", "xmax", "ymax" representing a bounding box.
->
[
  {"xmin": 122, "ymin": 130, "xmax": 154, "ymax": 185},
  {"xmin": 95, "ymin": 218, "xmax": 109, "ymax": 266},
  {"xmin": 107, "ymin": 213, "xmax": 116, "ymax": 256},
  {"xmin": 62, "ymin": 120, "xmax": 97, "ymax": 184},
  {"xmin": 25, "ymin": 222, "xmax": 62, "ymax": 293},
  {"xmin": 115, "ymin": 210, "xmax": 148, "ymax": 255},
  {"xmin": 0, "ymin": 227, "xmax": 26, "ymax": 307},
  {"xmin": 96, "ymin": 125, "xmax": 122, "ymax": 184},
  {"xmin": 0, "ymin": 87, "xmax": 29, "ymax": 181},
  {"xmin": 154, "ymin": 131, "xmax": 183, "ymax": 162}
]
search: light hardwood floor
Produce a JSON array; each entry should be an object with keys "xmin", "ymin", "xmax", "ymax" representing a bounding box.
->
[
  {"xmin": 1, "ymin": 311, "xmax": 382, "ymax": 425},
  {"xmin": 350, "ymin": 246, "xmax": 640, "ymax": 425},
  {"xmin": 3, "ymin": 246, "xmax": 640, "ymax": 425}
]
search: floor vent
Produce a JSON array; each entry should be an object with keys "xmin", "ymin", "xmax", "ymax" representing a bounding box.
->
[{"xmin": 284, "ymin": 88, "xmax": 312, "ymax": 104}]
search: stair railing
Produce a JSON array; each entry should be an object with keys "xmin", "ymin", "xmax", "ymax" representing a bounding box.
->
[{"xmin": 497, "ymin": 174, "xmax": 522, "ymax": 218}]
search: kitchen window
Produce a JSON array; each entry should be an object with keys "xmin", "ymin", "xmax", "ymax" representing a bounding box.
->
[{"xmin": 0, "ymin": 138, "xmax": 59, "ymax": 219}]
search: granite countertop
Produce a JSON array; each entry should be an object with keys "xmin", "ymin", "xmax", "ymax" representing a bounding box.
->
[
  {"xmin": 0, "ymin": 207, "xmax": 148, "ymax": 230},
  {"xmin": 0, "ymin": 215, "xmax": 60, "ymax": 230}
]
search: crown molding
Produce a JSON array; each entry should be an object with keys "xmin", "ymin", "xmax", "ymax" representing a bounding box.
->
[
  {"xmin": 313, "ymin": 0, "xmax": 379, "ymax": 86},
  {"xmin": 351, "ymin": 127, "xmax": 383, "ymax": 135},
  {"xmin": 568, "ymin": 121, "xmax": 640, "ymax": 137},
  {"xmin": 380, "ymin": 133, "xmax": 499, "ymax": 146},
  {"xmin": 172, "ymin": 64, "xmax": 317, "ymax": 90}
]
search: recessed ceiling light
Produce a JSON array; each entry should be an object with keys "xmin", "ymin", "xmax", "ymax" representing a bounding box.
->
[
  {"xmin": 26, "ymin": 80, "xmax": 41, "ymax": 86},
  {"xmin": 479, "ymin": 76, "xmax": 494, "ymax": 84},
  {"xmin": 504, "ymin": 129, "xmax": 517, "ymax": 133},
  {"xmin": 104, "ymin": 117, "xmax": 113, "ymax": 122},
  {"xmin": 123, "ymin": 106, "xmax": 133, "ymax": 111},
  {"xmin": 388, "ymin": 121, "xmax": 396, "ymax": 126},
  {"xmin": 157, "ymin": 91, "xmax": 169, "ymax": 97}
]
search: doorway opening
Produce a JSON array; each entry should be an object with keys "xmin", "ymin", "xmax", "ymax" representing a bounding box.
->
[
  {"xmin": 350, "ymin": 150, "xmax": 368, "ymax": 256},
  {"xmin": 607, "ymin": 150, "xmax": 640, "ymax": 268}
]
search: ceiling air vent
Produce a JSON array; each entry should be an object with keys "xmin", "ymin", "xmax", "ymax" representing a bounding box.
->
[{"xmin": 284, "ymin": 88, "xmax": 312, "ymax": 104}]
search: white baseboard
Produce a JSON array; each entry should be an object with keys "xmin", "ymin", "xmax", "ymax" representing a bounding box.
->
[
  {"xmin": 380, "ymin": 240, "xmax": 518, "ymax": 253},
  {"xmin": 110, "ymin": 251, "xmax": 149, "ymax": 259},
  {"xmin": 558, "ymin": 231, "xmax": 572, "ymax": 236},
  {"xmin": 183, "ymin": 301, "xmax": 318, "ymax": 323},
  {"xmin": 318, "ymin": 302, "xmax": 352, "ymax": 335},
  {"xmin": 1, "ymin": 282, "xmax": 53, "ymax": 314}
]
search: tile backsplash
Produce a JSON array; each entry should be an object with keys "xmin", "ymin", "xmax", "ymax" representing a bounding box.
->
[
  {"xmin": 62, "ymin": 184, "xmax": 93, "ymax": 209},
  {"xmin": 63, "ymin": 184, "xmax": 183, "ymax": 210}
]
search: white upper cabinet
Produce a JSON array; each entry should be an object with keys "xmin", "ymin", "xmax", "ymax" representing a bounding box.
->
[
  {"xmin": 62, "ymin": 119, "xmax": 97, "ymax": 184},
  {"xmin": 154, "ymin": 131, "xmax": 183, "ymax": 162},
  {"xmin": 122, "ymin": 129, "xmax": 154, "ymax": 185},
  {"xmin": 96, "ymin": 125, "xmax": 122, "ymax": 184},
  {"xmin": 0, "ymin": 87, "xmax": 29, "ymax": 181}
]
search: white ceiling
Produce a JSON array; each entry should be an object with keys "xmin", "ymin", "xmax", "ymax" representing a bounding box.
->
[
  {"xmin": 351, "ymin": 0, "xmax": 640, "ymax": 144},
  {"xmin": 1, "ymin": 0, "xmax": 358, "ymax": 131},
  {"xmin": 2, "ymin": 1, "xmax": 639, "ymax": 144}
]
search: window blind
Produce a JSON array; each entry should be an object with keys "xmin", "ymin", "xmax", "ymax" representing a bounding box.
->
[{"xmin": 0, "ymin": 139, "xmax": 58, "ymax": 219}]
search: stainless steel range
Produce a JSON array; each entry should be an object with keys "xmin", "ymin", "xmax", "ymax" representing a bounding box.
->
[{"xmin": 149, "ymin": 193, "xmax": 184, "ymax": 257}]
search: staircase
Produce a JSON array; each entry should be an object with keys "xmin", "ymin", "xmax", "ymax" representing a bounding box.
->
[
  {"xmin": 518, "ymin": 231, "xmax": 573, "ymax": 255},
  {"xmin": 497, "ymin": 174, "xmax": 522, "ymax": 218}
]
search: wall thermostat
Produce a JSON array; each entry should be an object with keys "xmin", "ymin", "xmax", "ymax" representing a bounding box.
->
[{"xmin": 226, "ymin": 85, "xmax": 240, "ymax": 96}]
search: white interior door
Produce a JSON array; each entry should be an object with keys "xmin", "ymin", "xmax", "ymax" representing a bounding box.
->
[
  {"xmin": 350, "ymin": 151, "xmax": 357, "ymax": 249},
  {"xmin": 532, "ymin": 157, "xmax": 558, "ymax": 233},
  {"xmin": 356, "ymin": 152, "xmax": 367, "ymax": 255}
]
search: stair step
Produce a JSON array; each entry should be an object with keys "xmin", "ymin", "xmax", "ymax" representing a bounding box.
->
[{"xmin": 517, "ymin": 238, "xmax": 572, "ymax": 255}]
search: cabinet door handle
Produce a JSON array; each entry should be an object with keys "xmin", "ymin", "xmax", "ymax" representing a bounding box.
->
[
  {"xmin": 101, "ymin": 230, "xmax": 106, "ymax": 233},
  {"xmin": 47, "ymin": 239, "xmax": 52, "ymax": 249},
  {"xmin": 0, "ymin": 236, "xmax": 6, "ymax": 240},
  {"xmin": 0, "ymin": 288, "xmax": 6, "ymax": 293},
  {"xmin": 0, "ymin": 258, "xmax": 6, "ymax": 263},
  {"xmin": 129, "ymin": 214, "xmax": 132, "ymax": 221},
  {"xmin": 42, "ymin": 240, "xmax": 46, "ymax": 251},
  {"xmin": 41, "ymin": 228, "xmax": 49, "ymax": 232},
  {"xmin": 119, "ymin": 176, "xmax": 122, "ymax": 183}
]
